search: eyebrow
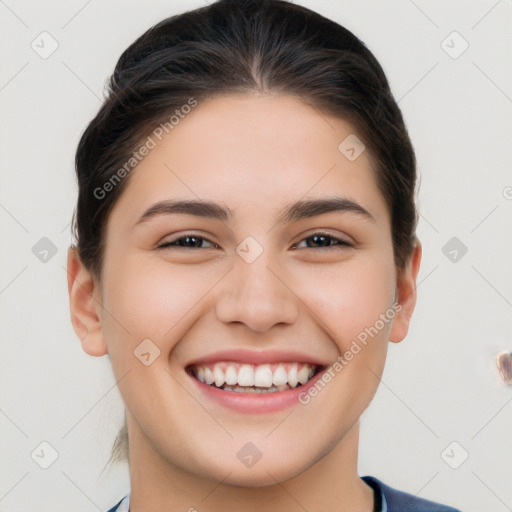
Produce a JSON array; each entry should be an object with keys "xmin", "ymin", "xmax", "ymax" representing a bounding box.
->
[
  {"xmin": 277, "ymin": 196, "xmax": 375, "ymax": 224},
  {"xmin": 135, "ymin": 199, "xmax": 232, "ymax": 225},
  {"xmin": 134, "ymin": 196, "xmax": 375, "ymax": 226}
]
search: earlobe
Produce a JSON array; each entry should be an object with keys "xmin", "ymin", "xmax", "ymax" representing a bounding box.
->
[
  {"xmin": 67, "ymin": 247, "xmax": 108, "ymax": 357},
  {"xmin": 388, "ymin": 241, "xmax": 422, "ymax": 344}
]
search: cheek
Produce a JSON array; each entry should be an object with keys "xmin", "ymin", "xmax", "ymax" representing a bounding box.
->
[
  {"xmin": 299, "ymin": 255, "xmax": 396, "ymax": 350},
  {"xmin": 100, "ymin": 253, "xmax": 223, "ymax": 346}
]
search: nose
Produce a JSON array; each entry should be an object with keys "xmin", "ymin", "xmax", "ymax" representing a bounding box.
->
[{"xmin": 215, "ymin": 255, "xmax": 299, "ymax": 333}]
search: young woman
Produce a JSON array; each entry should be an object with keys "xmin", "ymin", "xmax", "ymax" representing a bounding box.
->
[{"xmin": 67, "ymin": 1, "xmax": 462, "ymax": 510}]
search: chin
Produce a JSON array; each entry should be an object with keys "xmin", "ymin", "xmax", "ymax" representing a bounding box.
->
[{"xmin": 198, "ymin": 453, "xmax": 314, "ymax": 488}]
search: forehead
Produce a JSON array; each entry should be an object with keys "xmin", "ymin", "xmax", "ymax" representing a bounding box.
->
[{"xmin": 109, "ymin": 94, "xmax": 389, "ymax": 227}]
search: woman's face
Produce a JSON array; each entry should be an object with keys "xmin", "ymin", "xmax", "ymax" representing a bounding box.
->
[{"xmin": 70, "ymin": 94, "xmax": 419, "ymax": 486}]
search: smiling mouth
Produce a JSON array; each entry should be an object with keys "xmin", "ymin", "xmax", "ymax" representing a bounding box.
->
[{"xmin": 188, "ymin": 362, "xmax": 320, "ymax": 393}]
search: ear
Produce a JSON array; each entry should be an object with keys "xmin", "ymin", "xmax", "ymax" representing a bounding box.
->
[
  {"xmin": 388, "ymin": 240, "xmax": 422, "ymax": 343},
  {"xmin": 67, "ymin": 247, "xmax": 108, "ymax": 356}
]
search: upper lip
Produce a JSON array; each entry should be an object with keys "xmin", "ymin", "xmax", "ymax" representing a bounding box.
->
[{"xmin": 186, "ymin": 349, "xmax": 328, "ymax": 368}]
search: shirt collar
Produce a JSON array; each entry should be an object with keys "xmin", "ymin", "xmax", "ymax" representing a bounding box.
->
[{"xmin": 112, "ymin": 479, "xmax": 389, "ymax": 512}]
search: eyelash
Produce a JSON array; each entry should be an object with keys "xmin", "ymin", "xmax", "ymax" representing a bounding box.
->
[{"xmin": 157, "ymin": 232, "xmax": 352, "ymax": 250}]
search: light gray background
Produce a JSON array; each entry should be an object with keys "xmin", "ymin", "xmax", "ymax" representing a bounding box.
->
[{"xmin": 1, "ymin": 0, "xmax": 511, "ymax": 510}]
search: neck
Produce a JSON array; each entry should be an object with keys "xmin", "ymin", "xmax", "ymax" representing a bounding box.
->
[{"xmin": 127, "ymin": 416, "xmax": 374, "ymax": 512}]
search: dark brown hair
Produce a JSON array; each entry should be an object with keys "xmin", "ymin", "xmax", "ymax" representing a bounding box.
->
[{"xmin": 73, "ymin": 0, "xmax": 418, "ymax": 465}]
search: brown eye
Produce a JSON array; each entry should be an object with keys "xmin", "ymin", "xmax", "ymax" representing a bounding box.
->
[
  {"xmin": 158, "ymin": 235, "xmax": 217, "ymax": 249},
  {"xmin": 293, "ymin": 233, "xmax": 352, "ymax": 250}
]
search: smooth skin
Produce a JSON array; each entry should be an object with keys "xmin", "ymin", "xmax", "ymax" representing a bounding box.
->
[{"xmin": 68, "ymin": 94, "xmax": 421, "ymax": 512}]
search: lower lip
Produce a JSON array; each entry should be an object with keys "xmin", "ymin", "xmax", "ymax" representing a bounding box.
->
[{"xmin": 188, "ymin": 368, "xmax": 325, "ymax": 413}]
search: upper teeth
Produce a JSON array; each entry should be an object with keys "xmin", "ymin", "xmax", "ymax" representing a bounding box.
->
[{"xmin": 192, "ymin": 362, "xmax": 316, "ymax": 389}]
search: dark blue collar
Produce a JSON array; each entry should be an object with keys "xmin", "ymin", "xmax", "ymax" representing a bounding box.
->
[{"xmin": 106, "ymin": 476, "xmax": 461, "ymax": 512}]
